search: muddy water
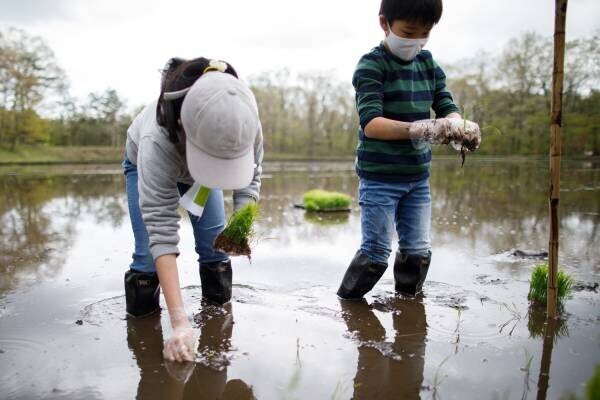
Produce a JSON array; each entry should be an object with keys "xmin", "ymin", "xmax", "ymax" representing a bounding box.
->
[{"xmin": 0, "ymin": 159, "xmax": 598, "ymax": 400}]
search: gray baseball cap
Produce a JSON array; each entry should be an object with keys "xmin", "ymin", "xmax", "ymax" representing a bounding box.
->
[{"xmin": 181, "ymin": 72, "xmax": 259, "ymax": 190}]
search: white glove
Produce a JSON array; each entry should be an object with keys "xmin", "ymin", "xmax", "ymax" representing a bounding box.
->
[{"xmin": 163, "ymin": 309, "xmax": 195, "ymax": 362}]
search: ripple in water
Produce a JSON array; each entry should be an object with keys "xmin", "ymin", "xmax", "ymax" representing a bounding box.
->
[
  {"xmin": 81, "ymin": 295, "xmax": 128, "ymax": 327},
  {"xmin": 424, "ymin": 282, "xmax": 526, "ymax": 345},
  {"xmin": 80, "ymin": 284, "xmax": 267, "ymax": 327},
  {"xmin": 0, "ymin": 337, "xmax": 49, "ymax": 399}
]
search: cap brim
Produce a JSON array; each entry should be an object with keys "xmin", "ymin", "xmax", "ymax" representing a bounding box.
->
[{"xmin": 186, "ymin": 140, "xmax": 254, "ymax": 190}]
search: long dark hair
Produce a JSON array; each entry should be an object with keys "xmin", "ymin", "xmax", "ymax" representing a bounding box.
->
[{"xmin": 156, "ymin": 57, "xmax": 238, "ymax": 144}]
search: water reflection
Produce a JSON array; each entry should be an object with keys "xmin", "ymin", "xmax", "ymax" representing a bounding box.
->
[
  {"xmin": 429, "ymin": 160, "xmax": 600, "ymax": 269},
  {"xmin": 303, "ymin": 211, "xmax": 350, "ymax": 226},
  {"xmin": 0, "ymin": 173, "xmax": 126, "ymax": 296},
  {"xmin": 0, "ymin": 160, "xmax": 598, "ymax": 399},
  {"xmin": 1, "ymin": 160, "xmax": 597, "ymax": 298},
  {"xmin": 126, "ymin": 304, "xmax": 255, "ymax": 400},
  {"xmin": 340, "ymin": 297, "xmax": 427, "ymax": 399},
  {"xmin": 527, "ymin": 305, "xmax": 569, "ymax": 340}
]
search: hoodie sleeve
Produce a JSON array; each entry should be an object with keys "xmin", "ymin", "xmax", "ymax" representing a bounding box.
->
[
  {"xmin": 232, "ymin": 121, "xmax": 263, "ymax": 205},
  {"xmin": 137, "ymin": 134, "xmax": 183, "ymax": 260}
]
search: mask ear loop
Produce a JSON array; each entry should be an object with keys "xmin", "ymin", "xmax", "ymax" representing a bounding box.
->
[{"xmin": 163, "ymin": 87, "xmax": 191, "ymax": 100}]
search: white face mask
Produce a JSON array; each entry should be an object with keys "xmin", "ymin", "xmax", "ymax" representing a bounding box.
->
[{"xmin": 385, "ymin": 28, "xmax": 428, "ymax": 61}]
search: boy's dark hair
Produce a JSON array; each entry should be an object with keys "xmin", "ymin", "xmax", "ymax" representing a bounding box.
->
[
  {"xmin": 156, "ymin": 57, "xmax": 238, "ymax": 144},
  {"xmin": 379, "ymin": 0, "xmax": 443, "ymax": 27}
]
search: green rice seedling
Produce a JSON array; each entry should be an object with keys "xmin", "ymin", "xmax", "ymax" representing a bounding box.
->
[
  {"xmin": 587, "ymin": 364, "xmax": 600, "ymax": 400},
  {"xmin": 432, "ymin": 355, "xmax": 451, "ymax": 399},
  {"xmin": 527, "ymin": 263, "xmax": 573, "ymax": 307},
  {"xmin": 302, "ymin": 189, "xmax": 351, "ymax": 212},
  {"xmin": 214, "ymin": 203, "xmax": 259, "ymax": 257},
  {"xmin": 499, "ymin": 302, "xmax": 522, "ymax": 336},
  {"xmin": 520, "ymin": 348, "xmax": 534, "ymax": 400}
]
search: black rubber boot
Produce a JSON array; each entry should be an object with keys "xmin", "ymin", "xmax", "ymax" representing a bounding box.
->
[
  {"xmin": 124, "ymin": 270, "xmax": 160, "ymax": 318},
  {"xmin": 394, "ymin": 251, "xmax": 431, "ymax": 296},
  {"xmin": 337, "ymin": 250, "xmax": 388, "ymax": 299},
  {"xmin": 200, "ymin": 260, "xmax": 232, "ymax": 305}
]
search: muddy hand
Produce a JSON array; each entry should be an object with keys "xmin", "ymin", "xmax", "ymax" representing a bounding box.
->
[{"xmin": 448, "ymin": 118, "xmax": 481, "ymax": 151}]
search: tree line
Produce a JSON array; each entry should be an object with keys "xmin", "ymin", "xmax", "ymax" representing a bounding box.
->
[{"xmin": 0, "ymin": 27, "xmax": 598, "ymax": 157}]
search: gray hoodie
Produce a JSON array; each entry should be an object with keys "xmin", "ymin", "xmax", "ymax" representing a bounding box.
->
[{"xmin": 125, "ymin": 99, "xmax": 263, "ymax": 260}]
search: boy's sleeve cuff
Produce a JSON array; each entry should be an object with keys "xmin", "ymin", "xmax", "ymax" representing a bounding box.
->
[{"xmin": 359, "ymin": 113, "xmax": 381, "ymax": 130}]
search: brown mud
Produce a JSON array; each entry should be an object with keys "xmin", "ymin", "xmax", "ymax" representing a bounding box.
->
[{"xmin": 214, "ymin": 234, "xmax": 251, "ymax": 258}]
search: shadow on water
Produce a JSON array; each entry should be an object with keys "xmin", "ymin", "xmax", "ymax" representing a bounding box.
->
[
  {"xmin": 339, "ymin": 297, "xmax": 427, "ymax": 399},
  {"xmin": 0, "ymin": 159, "xmax": 598, "ymax": 399},
  {"xmin": 126, "ymin": 304, "xmax": 255, "ymax": 400}
]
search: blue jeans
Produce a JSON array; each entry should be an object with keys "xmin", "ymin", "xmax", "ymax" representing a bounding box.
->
[
  {"xmin": 123, "ymin": 156, "xmax": 228, "ymax": 273},
  {"xmin": 359, "ymin": 177, "xmax": 431, "ymax": 265}
]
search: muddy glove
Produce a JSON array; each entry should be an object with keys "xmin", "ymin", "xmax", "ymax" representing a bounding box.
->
[
  {"xmin": 447, "ymin": 118, "xmax": 481, "ymax": 151},
  {"xmin": 408, "ymin": 118, "xmax": 455, "ymax": 145},
  {"xmin": 409, "ymin": 118, "xmax": 481, "ymax": 151},
  {"xmin": 233, "ymin": 195, "xmax": 256, "ymax": 213},
  {"xmin": 163, "ymin": 308, "xmax": 196, "ymax": 362}
]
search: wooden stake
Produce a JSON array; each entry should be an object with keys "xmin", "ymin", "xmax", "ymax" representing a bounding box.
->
[{"xmin": 548, "ymin": 0, "xmax": 568, "ymax": 317}]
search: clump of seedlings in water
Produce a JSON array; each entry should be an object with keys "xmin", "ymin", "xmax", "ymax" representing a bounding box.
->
[
  {"xmin": 527, "ymin": 263, "xmax": 573, "ymax": 307},
  {"xmin": 214, "ymin": 203, "xmax": 259, "ymax": 258},
  {"xmin": 301, "ymin": 189, "xmax": 351, "ymax": 212}
]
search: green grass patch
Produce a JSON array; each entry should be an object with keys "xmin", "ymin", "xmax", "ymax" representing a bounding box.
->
[
  {"xmin": 587, "ymin": 364, "xmax": 600, "ymax": 400},
  {"xmin": 214, "ymin": 203, "xmax": 259, "ymax": 257},
  {"xmin": 0, "ymin": 145, "xmax": 123, "ymax": 164},
  {"xmin": 302, "ymin": 189, "xmax": 351, "ymax": 212},
  {"xmin": 527, "ymin": 263, "xmax": 573, "ymax": 307}
]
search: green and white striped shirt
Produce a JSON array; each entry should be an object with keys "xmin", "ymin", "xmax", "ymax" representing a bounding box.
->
[{"xmin": 353, "ymin": 43, "xmax": 459, "ymax": 182}]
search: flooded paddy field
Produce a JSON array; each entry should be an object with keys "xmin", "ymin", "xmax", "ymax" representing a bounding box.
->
[{"xmin": 0, "ymin": 159, "xmax": 598, "ymax": 399}]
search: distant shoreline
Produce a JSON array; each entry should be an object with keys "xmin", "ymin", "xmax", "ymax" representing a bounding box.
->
[
  {"xmin": 0, "ymin": 145, "xmax": 355, "ymax": 166},
  {"xmin": 0, "ymin": 145, "xmax": 597, "ymax": 166}
]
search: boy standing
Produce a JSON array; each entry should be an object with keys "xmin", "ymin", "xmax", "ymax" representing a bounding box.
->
[{"xmin": 337, "ymin": 0, "xmax": 481, "ymax": 299}]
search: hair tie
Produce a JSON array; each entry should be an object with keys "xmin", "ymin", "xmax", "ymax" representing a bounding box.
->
[
  {"xmin": 203, "ymin": 59, "xmax": 228, "ymax": 74},
  {"xmin": 163, "ymin": 60, "xmax": 229, "ymax": 101}
]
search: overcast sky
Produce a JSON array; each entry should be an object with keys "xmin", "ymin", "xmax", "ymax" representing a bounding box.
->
[{"xmin": 1, "ymin": 0, "xmax": 599, "ymax": 109}]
